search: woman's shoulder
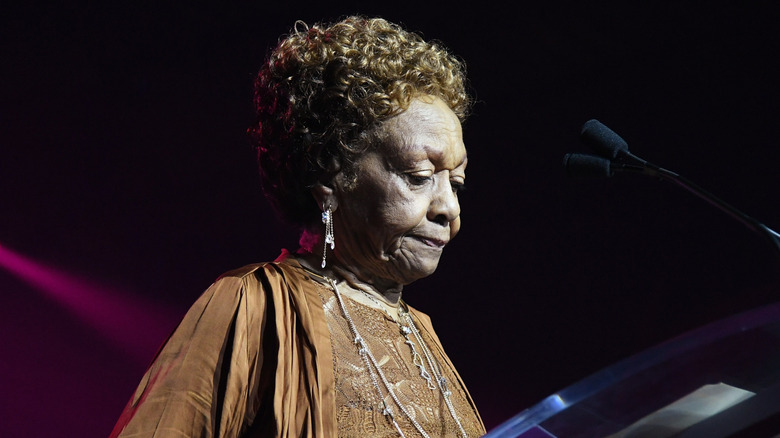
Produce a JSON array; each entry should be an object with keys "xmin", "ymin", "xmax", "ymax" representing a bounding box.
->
[
  {"xmin": 211, "ymin": 249, "xmax": 309, "ymax": 293},
  {"xmin": 216, "ymin": 262, "xmax": 268, "ymax": 281}
]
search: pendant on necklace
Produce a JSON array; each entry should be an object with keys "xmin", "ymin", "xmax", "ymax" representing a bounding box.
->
[{"xmin": 401, "ymin": 327, "xmax": 436, "ymax": 390}]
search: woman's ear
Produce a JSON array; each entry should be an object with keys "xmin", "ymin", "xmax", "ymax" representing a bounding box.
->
[
  {"xmin": 311, "ymin": 182, "xmax": 338, "ymax": 212},
  {"xmin": 311, "ymin": 153, "xmax": 344, "ymax": 212}
]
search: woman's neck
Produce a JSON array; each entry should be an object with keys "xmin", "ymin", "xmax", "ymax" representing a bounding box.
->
[{"xmin": 294, "ymin": 248, "xmax": 403, "ymax": 304}]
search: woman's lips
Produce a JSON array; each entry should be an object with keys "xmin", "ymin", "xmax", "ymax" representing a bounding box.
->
[{"xmin": 411, "ymin": 235, "xmax": 447, "ymax": 248}]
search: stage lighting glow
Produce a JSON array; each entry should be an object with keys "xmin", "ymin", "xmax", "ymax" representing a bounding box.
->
[{"xmin": 0, "ymin": 243, "xmax": 178, "ymax": 363}]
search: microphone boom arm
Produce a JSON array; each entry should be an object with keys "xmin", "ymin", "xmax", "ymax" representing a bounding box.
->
[{"xmin": 612, "ymin": 151, "xmax": 780, "ymax": 255}]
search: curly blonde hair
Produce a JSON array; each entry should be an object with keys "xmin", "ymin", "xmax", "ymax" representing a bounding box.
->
[{"xmin": 249, "ymin": 16, "xmax": 471, "ymax": 227}]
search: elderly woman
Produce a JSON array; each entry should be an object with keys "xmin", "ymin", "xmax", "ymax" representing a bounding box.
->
[{"xmin": 111, "ymin": 16, "xmax": 485, "ymax": 438}]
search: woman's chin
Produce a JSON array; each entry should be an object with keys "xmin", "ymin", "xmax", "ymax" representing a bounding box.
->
[{"xmin": 395, "ymin": 257, "xmax": 442, "ymax": 285}]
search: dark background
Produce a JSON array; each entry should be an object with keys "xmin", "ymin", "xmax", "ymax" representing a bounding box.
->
[{"xmin": 2, "ymin": 2, "xmax": 779, "ymax": 436}]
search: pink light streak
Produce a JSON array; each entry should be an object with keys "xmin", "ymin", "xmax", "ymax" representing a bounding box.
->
[{"xmin": 0, "ymin": 243, "xmax": 179, "ymax": 364}]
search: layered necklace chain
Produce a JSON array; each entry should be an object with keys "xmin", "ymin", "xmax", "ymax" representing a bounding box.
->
[{"xmin": 326, "ymin": 277, "xmax": 468, "ymax": 438}]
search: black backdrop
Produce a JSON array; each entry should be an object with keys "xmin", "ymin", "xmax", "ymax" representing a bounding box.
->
[{"xmin": 2, "ymin": 2, "xmax": 780, "ymax": 436}]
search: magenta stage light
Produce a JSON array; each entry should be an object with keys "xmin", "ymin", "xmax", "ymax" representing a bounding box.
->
[{"xmin": 0, "ymin": 242, "xmax": 179, "ymax": 363}]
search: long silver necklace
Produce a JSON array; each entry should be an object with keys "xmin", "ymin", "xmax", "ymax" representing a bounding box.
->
[
  {"xmin": 349, "ymin": 282, "xmax": 437, "ymax": 390},
  {"xmin": 326, "ymin": 277, "xmax": 468, "ymax": 438},
  {"xmin": 400, "ymin": 305, "xmax": 468, "ymax": 438}
]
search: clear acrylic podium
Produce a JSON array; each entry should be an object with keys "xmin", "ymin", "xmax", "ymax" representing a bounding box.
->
[{"xmin": 484, "ymin": 301, "xmax": 780, "ymax": 437}]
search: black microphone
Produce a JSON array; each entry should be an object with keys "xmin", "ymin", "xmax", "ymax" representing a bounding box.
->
[
  {"xmin": 563, "ymin": 119, "xmax": 780, "ymax": 256},
  {"xmin": 562, "ymin": 153, "xmax": 613, "ymax": 177},
  {"xmin": 579, "ymin": 119, "xmax": 661, "ymax": 175},
  {"xmin": 580, "ymin": 119, "xmax": 629, "ymax": 159}
]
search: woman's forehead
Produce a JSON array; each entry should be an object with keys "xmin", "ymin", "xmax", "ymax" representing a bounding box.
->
[{"xmin": 381, "ymin": 97, "xmax": 466, "ymax": 167}]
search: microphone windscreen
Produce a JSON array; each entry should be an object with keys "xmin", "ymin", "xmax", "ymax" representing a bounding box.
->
[
  {"xmin": 563, "ymin": 153, "xmax": 613, "ymax": 177},
  {"xmin": 580, "ymin": 119, "xmax": 629, "ymax": 159}
]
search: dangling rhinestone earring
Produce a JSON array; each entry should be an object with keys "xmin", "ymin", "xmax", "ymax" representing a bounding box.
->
[{"xmin": 321, "ymin": 204, "xmax": 335, "ymax": 268}]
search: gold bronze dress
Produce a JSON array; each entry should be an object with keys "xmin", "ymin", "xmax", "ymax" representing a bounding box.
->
[{"xmin": 110, "ymin": 251, "xmax": 485, "ymax": 437}]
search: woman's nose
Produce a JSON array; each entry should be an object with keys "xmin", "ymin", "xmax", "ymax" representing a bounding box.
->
[{"xmin": 428, "ymin": 174, "xmax": 460, "ymax": 225}]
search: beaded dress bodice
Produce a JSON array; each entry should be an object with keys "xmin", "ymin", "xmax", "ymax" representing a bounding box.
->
[{"xmin": 314, "ymin": 280, "xmax": 485, "ymax": 438}]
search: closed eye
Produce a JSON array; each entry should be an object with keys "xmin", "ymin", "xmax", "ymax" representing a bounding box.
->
[
  {"xmin": 408, "ymin": 174, "xmax": 433, "ymax": 186},
  {"xmin": 451, "ymin": 181, "xmax": 466, "ymax": 193}
]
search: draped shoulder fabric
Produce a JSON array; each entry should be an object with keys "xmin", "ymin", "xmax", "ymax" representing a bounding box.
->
[
  {"xmin": 110, "ymin": 251, "xmax": 336, "ymax": 437},
  {"xmin": 110, "ymin": 251, "xmax": 483, "ymax": 437}
]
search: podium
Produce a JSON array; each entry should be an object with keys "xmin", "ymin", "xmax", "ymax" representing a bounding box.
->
[{"xmin": 484, "ymin": 301, "xmax": 780, "ymax": 437}]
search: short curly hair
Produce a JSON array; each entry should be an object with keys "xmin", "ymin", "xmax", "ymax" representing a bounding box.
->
[{"xmin": 249, "ymin": 16, "xmax": 471, "ymax": 228}]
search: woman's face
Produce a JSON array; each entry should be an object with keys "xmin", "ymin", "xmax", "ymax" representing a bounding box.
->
[{"xmin": 331, "ymin": 96, "xmax": 467, "ymax": 287}]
